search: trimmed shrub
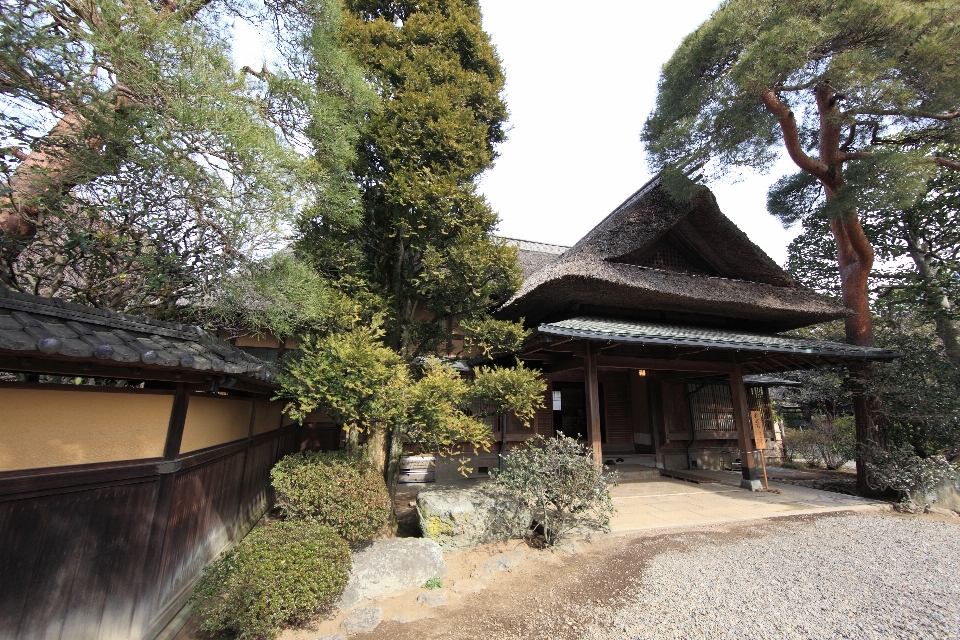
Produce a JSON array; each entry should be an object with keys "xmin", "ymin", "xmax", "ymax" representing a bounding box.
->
[
  {"xmin": 190, "ymin": 520, "xmax": 350, "ymax": 640},
  {"xmin": 493, "ymin": 434, "xmax": 616, "ymax": 546},
  {"xmin": 271, "ymin": 450, "xmax": 392, "ymax": 545}
]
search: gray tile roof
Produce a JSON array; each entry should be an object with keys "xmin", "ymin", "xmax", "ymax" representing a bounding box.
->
[
  {"xmin": 0, "ymin": 287, "xmax": 274, "ymax": 383},
  {"xmin": 538, "ymin": 317, "xmax": 898, "ymax": 360}
]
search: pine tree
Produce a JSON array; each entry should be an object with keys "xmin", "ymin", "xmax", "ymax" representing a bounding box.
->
[{"xmin": 642, "ymin": 0, "xmax": 960, "ymax": 493}]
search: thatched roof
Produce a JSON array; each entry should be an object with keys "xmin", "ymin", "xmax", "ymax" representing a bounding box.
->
[
  {"xmin": 503, "ymin": 238, "xmax": 569, "ymax": 279},
  {"xmin": 497, "ymin": 178, "xmax": 850, "ymax": 332}
]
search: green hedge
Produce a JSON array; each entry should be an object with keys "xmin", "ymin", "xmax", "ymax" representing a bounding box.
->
[
  {"xmin": 270, "ymin": 450, "xmax": 392, "ymax": 545},
  {"xmin": 191, "ymin": 519, "xmax": 350, "ymax": 640}
]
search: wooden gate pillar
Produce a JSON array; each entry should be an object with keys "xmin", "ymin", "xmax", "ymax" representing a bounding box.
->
[
  {"xmin": 583, "ymin": 340, "xmax": 603, "ymax": 465},
  {"xmin": 730, "ymin": 363, "xmax": 762, "ymax": 491}
]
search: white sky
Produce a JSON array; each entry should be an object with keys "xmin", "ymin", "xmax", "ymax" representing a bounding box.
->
[
  {"xmin": 476, "ymin": 0, "xmax": 802, "ymax": 265},
  {"xmin": 231, "ymin": 1, "xmax": 804, "ymax": 265}
]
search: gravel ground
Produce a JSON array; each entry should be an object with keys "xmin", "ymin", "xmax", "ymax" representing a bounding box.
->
[{"xmin": 584, "ymin": 514, "xmax": 960, "ymax": 640}]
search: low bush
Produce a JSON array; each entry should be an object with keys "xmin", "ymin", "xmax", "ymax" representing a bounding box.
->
[
  {"xmin": 493, "ymin": 434, "xmax": 616, "ymax": 546},
  {"xmin": 271, "ymin": 450, "xmax": 392, "ymax": 545},
  {"xmin": 867, "ymin": 445, "xmax": 960, "ymax": 503},
  {"xmin": 782, "ymin": 416, "xmax": 856, "ymax": 470},
  {"xmin": 190, "ymin": 520, "xmax": 351, "ymax": 640}
]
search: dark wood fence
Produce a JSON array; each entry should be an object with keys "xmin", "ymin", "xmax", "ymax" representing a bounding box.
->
[{"xmin": 0, "ymin": 390, "xmax": 318, "ymax": 640}]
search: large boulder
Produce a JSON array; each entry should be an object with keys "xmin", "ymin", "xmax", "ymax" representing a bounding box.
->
[
  {"xmin": 416, "ymin": 484, "xmax": 532, "ymax": 550},
  {"xmin": 337, "ymin": 538, "xmax": 447, "ymax": 608}
]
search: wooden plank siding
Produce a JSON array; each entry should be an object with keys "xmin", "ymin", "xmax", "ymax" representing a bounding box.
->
[
  {"xmin": 599, "ymin": 372, "xmax": 632, "ymax": 445},
  {"xmin": 534, "ymin": 382, "xmax": 554, "ymax": 437},
  {"xmin": 0, "ymin": 390, "xmax": 317, "ymax": 640}
]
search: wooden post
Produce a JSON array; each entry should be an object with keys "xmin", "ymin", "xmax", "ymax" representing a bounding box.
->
[
  {"xmin": 730, "ymin": 363, "xmax": 761, "ymax": 491},
  {"xmin": 132, "ymin": 383, "xmax": 190, "ymax": 634},
  {"xmin": 583, "ymin": 340, "xmax": 603, "ymax": 465}
]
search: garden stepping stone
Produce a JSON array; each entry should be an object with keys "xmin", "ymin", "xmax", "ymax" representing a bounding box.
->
[
  {"xmin": 340, "ymin": 607, "xmax": 383, "ymax": 634},
  {"xmin": 313, "ymin": 635, "xmax": 346, "ymax": 640},
  {"xmin": 337, "ymin": 538, "xmax": 447, "ymax": 608},
  {"xmin": 417, "ymin": 589, "xmax": 448, "ymax": 607},
  {"xmin": 480, "ymin": 550, "xmax": 524, "ymax": 573}
]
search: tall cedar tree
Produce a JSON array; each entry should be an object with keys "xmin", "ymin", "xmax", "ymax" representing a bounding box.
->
[
  {"xmin": 0, "ymin": 0, "xmax": 370, "ymax": 315},
  {"xmin": 642, "ymin": 0, "xmax": 960, "ymax": 494},
  {"xmin": 299, "ymin": 0, "xmax": 520, "ymax": 356}
]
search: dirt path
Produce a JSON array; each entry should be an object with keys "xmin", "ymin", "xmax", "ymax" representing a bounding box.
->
[{"xmin": 321, "ymin": 509, "xmax": 958, "ymax": 640}]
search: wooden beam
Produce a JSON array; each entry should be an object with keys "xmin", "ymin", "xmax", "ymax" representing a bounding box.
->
[
  {"xmin": 540, "ymin": 356, "xmax": 584, "ymax": 374},
  {"xmin": 583, "ymin": 341, "xmax": 603, "ymax": 465},
  {"xmin": 595, "ymin": 355, "xmax": 734, "ymax": 374},
  {"xmin": 730, "ymin": 363, "xmax": 761, "ymax": 491}
]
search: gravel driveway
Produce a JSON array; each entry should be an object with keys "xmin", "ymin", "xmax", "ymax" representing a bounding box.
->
[
  {"xmin": 348, "ymin": 512, "xmax": 959, "ymax": 640},
  {"xmin": 585, "ymin": 514, "xmax": 960, "ymax": 640}
]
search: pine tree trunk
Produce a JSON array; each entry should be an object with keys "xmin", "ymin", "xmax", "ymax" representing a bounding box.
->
[{"xmin": 828, "ymin": 213, "xmax": 886, "ymax": 495}]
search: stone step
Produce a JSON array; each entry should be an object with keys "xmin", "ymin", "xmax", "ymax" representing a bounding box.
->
[{"xmin": 604, "ymin": 465, "xmax": 661, "ymax": 480}]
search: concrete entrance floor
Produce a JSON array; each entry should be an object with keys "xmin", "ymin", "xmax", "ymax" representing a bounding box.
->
[{"xmin": 609, "ymin": 469, "xmax": 882, "ymax": 534}]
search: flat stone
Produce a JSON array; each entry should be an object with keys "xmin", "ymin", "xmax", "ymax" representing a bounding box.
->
[
  {"xmin": 451, "ymin": 578, "xmax": 486, "ymax": 594},
  {"xmin": 558, "ymin": 539, "xmax": 581, "ymax": 555},
  {"xmin": 337, "ymin": 538, "xmax": 447, "ymax": 609},
  {"xmin": 417, "ymin": 485, "xmax": 532, "ymax": 550},
  {"xmin": 481, "ymin": 550, "xmax": 524, "ymax": 572},
  {"xmin": 340, "ymin": 607, "xmax": 382, "ymax": 634},
  {"xmin": 417, "ymin": 590, "xmax": 448, "ymax": 607},
  {"xmin": 313, "ymin": 635, "xmax": 346, "ymax": 640}
]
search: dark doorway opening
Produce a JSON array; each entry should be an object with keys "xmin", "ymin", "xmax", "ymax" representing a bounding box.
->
[{"xmin": 551, "ymin": 382, "xmax": 606, "ymax": 443}]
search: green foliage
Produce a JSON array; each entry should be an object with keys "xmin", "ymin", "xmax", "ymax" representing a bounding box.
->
[
  {"xmin": 493, "ymin": 435, "xmax": 616, "ymax": 546},
  {"xmin": 200, "ymin": 253, "xmax": 379, "ymax": 342},
  {"xmin": 271, "ymin": 451, "xmax": 392, "ymax": 545},
  {"xmin": 870, "ymin": 312, "xmax": 960, "ymax": 459},
  {"xmin": 643, "ymin": 0, "xmax": 960, "ymax": 186},
  {"xmin": 790, "ymin": 415, "xmax": 857, "ymax": 470},
  {"xmin": 190, "ymin": 520, "xmax": 351, "ymax": 640},
  {"xmin": 1, "ymin": 0, "xmax": 371, "ymax": 316},
  {"xmin": 460, "ymin": 317, "xmax": 530, "ymax": 357},
  {"xmin": 423, "ymin": 577, "xmax": 442, "ymax": 590},
  {"xmin": 279, "ymin": 323, "xmax": 409, "ymax": 430},
  {"xmin": 404, "ymin": 358, "xmax": 493, "ymax": 455},
  {"xmin": 866, "ymin": 446, "xmax": 960, "ymax": 501},
  {"xmin": 279, "ymin": 332, "xmax": 544, "ymax": 464},
  {"xmin": 300, "ymin": 0, "xmax": 518, "ymax": 355},
  {"xmin": 471, "ymin": 362, "xmax": 546, "ymax": 425}
]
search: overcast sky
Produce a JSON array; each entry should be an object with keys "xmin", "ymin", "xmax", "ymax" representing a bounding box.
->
[{"xmin": 476, "ymin": 0, "xmax": 801, "ymax": 265}]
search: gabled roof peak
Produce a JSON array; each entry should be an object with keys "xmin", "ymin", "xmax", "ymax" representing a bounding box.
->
[{"xmin": 496, "ymin": 180, "xmax": 848, "ymax": 331}]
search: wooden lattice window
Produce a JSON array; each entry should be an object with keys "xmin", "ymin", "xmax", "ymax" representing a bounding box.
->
[
  {"xmin": 643, "ymin": 242, "xmax": 700, "ymax": 271},
  {"xmin": 687, "ymin": 381, "xmax": 735, "ymax": 431},
  {"xmin": 609, "ymin": 234, "xmax": 717, "ymax": 275}
]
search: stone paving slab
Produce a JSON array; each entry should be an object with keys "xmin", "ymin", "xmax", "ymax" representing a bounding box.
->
[{"xmin": 608, "ymin": 471, "xmax": 882, "ymax": 534}]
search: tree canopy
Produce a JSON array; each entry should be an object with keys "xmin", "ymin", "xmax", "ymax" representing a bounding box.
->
[
  {"xmin": 0, "ymin": 0, "xmax": 371, "ymax": 315},
  {"xmin": 642, "ymin": 0, "xmax": 960, "ymax": 493},
  {"xmin": 298, "ymin": 0, "xmax": 520, "ymax": 356}
]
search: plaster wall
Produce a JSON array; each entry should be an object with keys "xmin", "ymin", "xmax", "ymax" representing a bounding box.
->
[
  {"xmin": 0, "ymin": 387, "xmax": 172, "ymax": 471},
  {"xmin": 252, "ymin": 400, "xmax": 283, "ymax": 435},
  {"xmin": 180, "ymin": 396, "xmax": 252, "ymax": 453}
]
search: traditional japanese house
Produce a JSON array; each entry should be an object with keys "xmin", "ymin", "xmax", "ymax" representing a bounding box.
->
[
  {"xmin": 490, "ymin": 177, "xmax": 895, "ymax": 487},
  {"xmin": 0, "ymin": 288, "xmax": 322, "ymax": 640}
]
